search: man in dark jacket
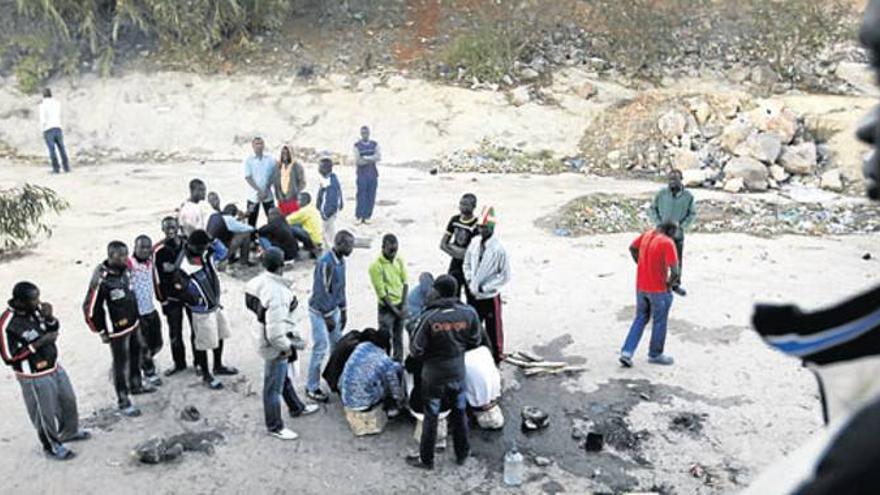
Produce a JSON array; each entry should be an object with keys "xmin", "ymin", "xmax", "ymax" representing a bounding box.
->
[
  {"xmin": 406, "ymin": 275, "xmax": 482, "ymax": 469},
  {"xmin": 152, "ymin": 216, "xmax": 195, "ymax": 376},
  {"xmin": 84, "ymin": 241, "xmax": 154, "ymax": 417},
  {"xmin": 256, "ymin": 207, "xmax": 300, "ymax": 260},
  {"xmin": 2, "ymin": 282, "xmax": 91, "ymax": 460}
]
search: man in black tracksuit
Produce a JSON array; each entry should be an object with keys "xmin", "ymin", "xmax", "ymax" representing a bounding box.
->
[
  {"xmin": 407, "ymin": 275, "xmax": 482, "ymax": 469},
  {"xmin": 2, "ymin": 282, "xmax": 91, "ymax": 460},
  {"xmin": 84, "ymin": 241, "xmax": 154, "ymax": 416},
  {"xmin": 153, "ymin": 216, "xmax": 195, "ymax": 376}
]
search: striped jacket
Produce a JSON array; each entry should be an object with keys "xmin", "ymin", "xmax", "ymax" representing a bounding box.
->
[
  {"xmin": 340, "ymin": 342, "xmax": 403, "ymax": 410},
  {"xmin": 83, "ymin": 261, "xmax": 140, "ymax": 339},
  {"xmin": 1, "ymin": 305, "xmax": 60, "ymax": 378}
]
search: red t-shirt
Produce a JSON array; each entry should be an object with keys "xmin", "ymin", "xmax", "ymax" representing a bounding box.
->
[{"xmin": 631, "ymin": 230, "xmax": 679, "ymax": 293}]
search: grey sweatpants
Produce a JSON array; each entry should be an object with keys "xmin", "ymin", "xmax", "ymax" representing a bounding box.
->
[
  {"xmin": 322, "ymin": 214, "xmax": 337, "ymax": 250},
  {"xmin": 18, "ymin": 366, "xmax": 80, "ymax": 453}
]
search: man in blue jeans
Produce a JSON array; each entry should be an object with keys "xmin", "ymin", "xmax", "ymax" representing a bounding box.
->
[
  {"xmin": 407, "ymin": 275, "xmax": 482, "ymax": 469},
  {"xmin": 306, "ymin": 230, "xmax": 355, "ymax": 402},
  {"xmin": 619, "ymin": 221, "xmax": 681, "ymax": 367},
  {"xmin": 39, "ymin": 88, "xmax": 70, "ymax": 173}
]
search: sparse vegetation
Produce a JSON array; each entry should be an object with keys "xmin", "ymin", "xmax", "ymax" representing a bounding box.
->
[
  {"xmin": 3, "ymin": 0, "xmax": 291, "ymax": 93},
  {"xmin": 0, "ymin": 184, "xmax": 69, "ymax": 254},
  {"xmin": 441, "ymin": 18, "xmax": 528, "ymax": 84}
]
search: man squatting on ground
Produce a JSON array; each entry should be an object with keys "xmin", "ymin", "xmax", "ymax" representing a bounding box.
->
[{"xmin": 2, "ymin": 282, "xmax": 91, "ymax": 460}]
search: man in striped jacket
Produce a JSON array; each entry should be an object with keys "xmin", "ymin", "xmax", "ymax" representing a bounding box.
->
[
  {"xmin": 84, "ymin": 241, "xmax": 154, "ymax": 417},
  {"xmin": 3, "ymin": 282, "xmax": 90, "ymax": 460}
]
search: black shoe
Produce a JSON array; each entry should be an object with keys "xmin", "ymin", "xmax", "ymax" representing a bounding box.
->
[
  {"xmin": 306, "ymin": 389, "xmax": 329, "ymax": 402},
  {"xmin": 213, "ymin": 365, "xmax": 239, "ymax": 376},
  {"xmin": 204, "ymin": 377, "xmax": 224, "ymax": 390},
  {"xmin": 45, "ymin": 445, "xmax": 76, "ymax": 461},
  {"xmin": 672, "ymin": 285, "xmax": 688, "ymax": 297},
  {"xmin": 164, "ymin": 366, "xmax": 187, "ymax": 377},
  {"xmin": 65, "ymin": 430, "xmax": 92, "ymax": 442},
  {"xmin": 131, "ymin": 384, "xmax": 158, "ymax": 395},
  {"xmin": 456, "ymin": 451, "xmax": 471, "ymax": 466},
  {"xmin": 405, "ymin": 456, "xmax": 433, "ymax": 470}
]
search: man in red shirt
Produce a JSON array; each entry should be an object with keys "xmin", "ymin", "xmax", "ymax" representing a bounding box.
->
[{"xmin": 619, "ymin": 221, "xmax": 681, "ymax": 367}]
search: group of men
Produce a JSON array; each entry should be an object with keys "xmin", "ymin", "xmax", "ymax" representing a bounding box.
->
[{"xmin": 14, "ymin": 95, "xmax": 697, "ymax": 468}]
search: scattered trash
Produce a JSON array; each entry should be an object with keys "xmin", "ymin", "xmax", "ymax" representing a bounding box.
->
[
  {"xmin": 534, "ymin": 455, "xmax": 553, "ymax": 467},
  {"xmin": 690, "ymin": 462, "xmax": 720, "ymax": 487},
  {"xmin": 504, "ymin": 443, "xmax": 525, "ymax": 487},
  {"xmin": 863, "ymin": 252, "xmax": 872, "ymax": 260},
  {"xmin": 584, "ymin": 432, "xmax": 604, "ymax": 452},
  {"xmin": 670, "ymin": 412, "xmax": 708, "ymax": 435},
  {"xmin": 133, "ymin": 430, "xmax": 223, "ymax": 464},
  {"xmin": 597, "ymin": 272, "xmax": 614, "ymax": 278},
  {"xmin": 521, "ymin": 406, "xmax": 550, "ymax": 432},
  {"xmin": 553, "ymin": 228, "xmax": 572, "ymax": 237},
  {"xmin": 506, "ymin": 351, "xmax": 587, "ymax": 377},
  {"xmin": 180, "ymin": 406, "xmax": 201, "ymax": 422}
]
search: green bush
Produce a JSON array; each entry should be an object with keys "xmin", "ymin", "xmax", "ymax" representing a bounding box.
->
[
  {"xmin": 0, "ymin": 184, "xmax": 69, "ymax": 254},
  {"xmin": 443, "ymin": 22, "xmax": 526, "ymax": 84},
  {"xmin": 6, "ymin": 0, "xmax": 292, "ymax": 90}
]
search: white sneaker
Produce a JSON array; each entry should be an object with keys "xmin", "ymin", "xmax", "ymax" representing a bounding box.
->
[
  {"xmin": 301, "ymin": 404, "xmax": 320, "ymax": 416},
  {"xmin": 269, "ymin": 428, "xmax": 299, "ymax": 441}
]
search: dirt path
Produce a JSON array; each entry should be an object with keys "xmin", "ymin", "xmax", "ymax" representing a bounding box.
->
[{"xmin": 1, "ymin": 158, "xmax": 878, "ymax": 493}]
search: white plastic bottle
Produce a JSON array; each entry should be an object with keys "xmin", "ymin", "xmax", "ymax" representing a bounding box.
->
[{"xmin": 503, "ymin": 445, "xmax": 524, "ymax": 486}]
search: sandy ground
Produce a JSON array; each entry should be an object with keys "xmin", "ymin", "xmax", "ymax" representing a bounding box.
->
[
  {"xmin": 2, "ymin": 68, "xmax": 880, "ymax": 494},
  {"xmin": 0, "ymin": 156, "xmax": 879, "ymax": 494}
]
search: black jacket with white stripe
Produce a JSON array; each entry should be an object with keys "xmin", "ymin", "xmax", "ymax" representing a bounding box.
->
[{"xmin": 0, "ymin": 304, "xmax": 59, "ymax": 378}]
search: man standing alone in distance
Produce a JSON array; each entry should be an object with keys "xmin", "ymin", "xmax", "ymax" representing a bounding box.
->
[{"xmin": 648, "ymin": 169, "xmax": 695, "ymax": 296}]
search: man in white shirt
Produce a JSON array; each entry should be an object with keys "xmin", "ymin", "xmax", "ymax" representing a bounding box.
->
[
  {"xmin": 39, "ymin": 88, "xmax": 70, "ymax": 174},
  {"xmin": 244, "ymin": 137, "xmax": 277, "ymax": 227}
]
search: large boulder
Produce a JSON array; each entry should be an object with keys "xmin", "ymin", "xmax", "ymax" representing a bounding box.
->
[
  {"xmin": 735, "ymin": 132, "xmax": 782, "ymax": 163},
  {"xmin": 669, "ymin": 148, "xmax": 701, "ymax": 171},
  {"xmin": 719, "ymin": 119, "xmax": 755, "ymax": 153},
  {"xmin": 820, "ymin": 168, "xmax": 844, "ymax": 192},
  {"xmin": 723, "ymin": 177, "xmax": 745, "ymax": 193},
  {"xmin": 747, "ymin": 101, "xmax": 798, "ymax": 144},
  {"xmin": 688, "ymin": 98, "xmax": 713, "ymax": 125},
  {"xmin": 510, "ymin": 86, "xmax": 531, "ymax": 106},
  {"xmin": 682, "ymin": 168, "xmax": 712, "ymax": 186},
  {"xmin": 725, "ymin": 157, "xmax": 769, "ymax": 191},
  {"xmin": 658, "ymin": 110, "xmax": 688, "ymax": 141},
  {"xmin": 779, "ymin": 142, "xmax": 818, "ymax": 175}
]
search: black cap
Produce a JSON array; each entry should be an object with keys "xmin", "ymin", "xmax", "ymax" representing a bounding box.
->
[
  {"xmin": 262, "ymin": 247, "xmax": 285, "ymax": 272},
  {"xmin": 433, "ymin": 274, "xmax": 458, "ymax": 298},
  {"xmin": 12, "ymin": 281, "xmax": 39, "ymax": 302}
]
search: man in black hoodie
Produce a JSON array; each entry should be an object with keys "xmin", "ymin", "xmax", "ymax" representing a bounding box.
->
[
  {"xmin": 406, "ymin": 275, "xmax": 482, "ymax": 470},
  {"xmin": 153, "ymin": 216, "xmax": 194, "ymax": 376},
  {"xmin": 84, "ymin": 241, "xmax": 155, "ymax": 417},
  {"xmin": 2, "ymin": 282, "xmax": 91, "ymax": 460}
]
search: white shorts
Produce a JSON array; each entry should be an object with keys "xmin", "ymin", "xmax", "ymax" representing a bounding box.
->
[{"xmin": 192, "ymin": 310, "xmax": 231, "ymax": 351}]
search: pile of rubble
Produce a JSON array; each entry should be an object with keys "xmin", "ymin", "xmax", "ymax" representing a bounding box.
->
[
  {"xmin": 438, "ymin": 140, "xmax": 566, "ymax": 175},
  {"xmin": 580, "ymin": 93, "xmax": 845, "ymax": 193},
  {"xmin": 549, "ymin": 193, "xmax": 880, "ymax": 238}
]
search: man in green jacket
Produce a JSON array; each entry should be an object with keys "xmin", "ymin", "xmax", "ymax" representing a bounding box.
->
[
  {"xmin": 368, "ymin": 234, "xmax": 408, "ymax": 362},
  {"xmin": 648, "ymin": 169, "xmax": 695, "ymax": 296}
]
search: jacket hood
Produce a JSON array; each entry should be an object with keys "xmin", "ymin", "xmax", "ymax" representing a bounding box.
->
[
  {"xmin": 425, "ymin": 297, "xmax": 458, "ymax": 310},
  {"xmin": 278, "ymin": 144, "xmax": 295, "ymax": 165}
]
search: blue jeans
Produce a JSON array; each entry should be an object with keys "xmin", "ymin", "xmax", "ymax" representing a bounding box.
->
[
  {"xmin": 43, "ymin": 127, "xmax": 69, "ymax": 172},
  {"xmin": 211, "ymin": 239, "xmax": 229, "ymax": 263},
  {"xmin": 621, "ymin": 291, "xmax": 673, "ymax": 358},
  {"xmin": 263, "ymin": 357, "xmax": 288, "ymax": 432},
  {"xmin": 307, "ymin": 308, "xmax": 342, "ymax": 392},
  {"xmin": 356, "ymin": 173, "xmax": 378, "ymax": 220},
  {"xmin": 420, "ymin": 380, "xmax": 469, "ymax": 466},
  {"xmin": 257, "ymin": 237, "xmax": 274, "ymax": 252}
]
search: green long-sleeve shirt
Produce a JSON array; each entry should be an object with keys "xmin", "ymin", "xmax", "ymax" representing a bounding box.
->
[
  {"xmin": 368, "ymin": 255, "xmax": 408, "ymax": 305},
  {"xmin": 648, "ymin": 187, "xmax": 696, "ymax": 239}
]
